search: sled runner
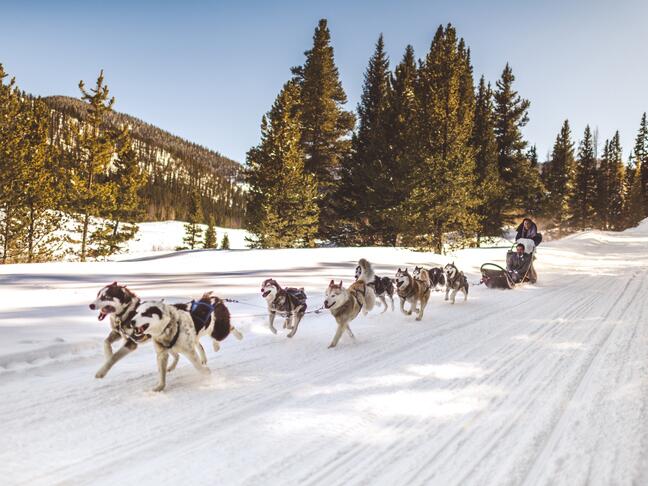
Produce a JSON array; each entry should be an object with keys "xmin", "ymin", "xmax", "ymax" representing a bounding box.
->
[{"xmin": 481, "ymin": 240, "xmax": 537, "ymax": 289}]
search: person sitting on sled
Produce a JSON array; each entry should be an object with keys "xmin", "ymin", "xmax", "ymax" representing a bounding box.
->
[
  {"xmin": 508, "ymin": 243, "xmax": 531, "ymax": 283},
  {"xmin": 516, "ymin": 218, "xmax": 542, "ymax": 246}
]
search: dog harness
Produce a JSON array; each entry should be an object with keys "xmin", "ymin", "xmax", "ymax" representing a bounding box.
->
[
  {"xmin": 190, "ymin": 300, "xmax": 216, "ymax": 332},
  {"xmin": 160, "ymin": 320, "xmax": 181, "ymax": 349}
]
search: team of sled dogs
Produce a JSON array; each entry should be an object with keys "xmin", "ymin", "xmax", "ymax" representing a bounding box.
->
[{"xmin": 89, "ymin": 259, "xmax": 468, "ymax": 391}]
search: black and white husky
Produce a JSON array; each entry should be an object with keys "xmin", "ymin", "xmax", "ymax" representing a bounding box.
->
[
  {"xmin": 261, "ymin": 279, "xmax": 307, "ymax": 338},
  {"xmin": 90, "ymin": 282, "xmax": 148, "ymax": 379},
  {"xmin": 444, "ymin": 262, "xmax": 469, "ymax": 304},
  {"xmin": 355, "ymin": 258, "xmax": 394, "ymax": 313},
  {"xmin": 172, "ymin": 291, "xmax": 243, "ymax": 363},
  {"xmin": 132, "ymin": 301, "xmax": 211, "ymax": 392}
]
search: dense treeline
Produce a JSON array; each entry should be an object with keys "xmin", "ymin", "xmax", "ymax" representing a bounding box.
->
[
  {"xmin": 246, "ymin": 19, "xmax": 647, "ymax": 251},
  {"xmin": 0, "ymin": 66, "xmax": 245, "ymax": 263}
]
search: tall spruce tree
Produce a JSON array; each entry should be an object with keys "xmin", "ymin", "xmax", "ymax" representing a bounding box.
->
[
  {"xmin": 472, "ymin": 76, "xmax": 504, "ymax": 242},
  {"xmin": 598, "ymin": 133, "xmax": 625, "ymax": 229},
  {"xmin": 337, "ymin": 34, "xmax": 395, "ymax": 245},
  {"xmin": 388, "ymin": 44, "xmax": 419, "ymax": 186},
  {"xmin": 626, "ymin": 161, "xmax": 644, "ymax": 227},
  {"xmin": 402, "ymin": 24, "xmax": 478, "ymax": 252},
  {"xmin": 68, "ymin": 70, "xmax": 117, "ymax": 261},
  {"xmin": 632, "ymin": 113, "xmax": 648, "ymax": 215},
  {"xmin": 90, "ymin": 128, "xmax": 144, "ymax": 258},
  {"xmin": 493, "ymin": 63, "xmax": 543, "ymax": 217},
  {"xmin": 570, "ymin": 125, "xmax": 598, "ymax": 229},
  {"xmin": 291, "ymin": 19, "xmax": 355, "ymax": 240},
  {"xmin": 19, "ymin": 97, "xmax": 67, "ymax": 262},
  {"xmin": 0, "ymin": 65, "xmax": 26, "ymax": 263},
  {"xmin": 545, "ymin": 120, "xmax": 575, "ymax": 229},
  {"xmin": 245, "ymin": 81, "xmax": 319, "ymax": 248}
]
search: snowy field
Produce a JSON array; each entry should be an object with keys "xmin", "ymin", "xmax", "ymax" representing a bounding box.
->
[{"xmin": 2, "ymin": 222, "xmax": 648, "ymax": 485}]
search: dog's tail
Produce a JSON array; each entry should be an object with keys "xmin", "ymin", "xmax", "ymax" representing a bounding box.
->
[{"xmin": 356, "ymin": 258, "xmax": 375, "ymax": 283}]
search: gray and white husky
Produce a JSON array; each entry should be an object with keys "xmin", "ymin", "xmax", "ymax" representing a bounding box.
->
[
  {"xmin": 355, "ymin": 258, "xmax": 394, "ymax": 313},
  {"xmin": 132, "ymin": 301, "xmax": 211, "ymax": 392},
  {"xmin": 444, "ymin": 262, "xmax": 469, "ymax": 304},
  {"xmin": 395, "ymin": 268, "xmax": 430, "ymax": 321},
  {"xmin": 260, "ymin": 279, "xmax": 307, "ymax": 337},
  {"xmin": 324, "ymin": 276, "xmax": 375, "ymax": 349},
  {"xmin": 90, "ymin": 282, "xmax": 148, "ymax": 379}
]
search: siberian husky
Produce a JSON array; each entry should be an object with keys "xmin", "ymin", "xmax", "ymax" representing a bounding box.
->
[
  {"xmin": 90, "ymin": 282, "xmax": 148, "ymax": 379},
  {"xmin": 444, "ymin": 262, "xmax": 469, "ymax": 304},
  {"xmin": 260, "ymin": 279, "xmax": 307, "ymax": 337},
  {"xmin": 132, "ymin": 301, "xmax": 210, "ymax": 392},
  {"xmin": 395, "ymin": 268, "xmax": 431, "ymax": 321},
  {"xmin": 324, "ymin": 276, "xmax": 375, "ymax": 348},
  {"xmin": 355, "ymin": 258, "xmax": 394, "ymax": 313}
]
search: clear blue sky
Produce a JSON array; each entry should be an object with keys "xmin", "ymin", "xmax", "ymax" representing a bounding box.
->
[{"xmin": 2, "ymin": 0, "xmax": 647, "ymax": 163}]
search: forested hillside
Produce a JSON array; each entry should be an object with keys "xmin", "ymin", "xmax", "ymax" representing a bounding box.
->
[{"xmin": 44, "ymin": 95, "xmax": 245, "ymax": 225}]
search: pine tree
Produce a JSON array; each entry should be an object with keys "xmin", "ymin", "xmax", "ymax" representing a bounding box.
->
[
  {"xmin": 203, "ymin": 217, "xmax": 217, "ymax": 248},
  {"xmin": 545, "ymin": 120, "xmax": 575, "ymax": 229},
  {"xmin": 626, "ymin": 161, "xmax": 644, "ymax": 227},
  {"xmin": 632, "ymin": 113, "xmax": 648, "ymax": 215},
  {"xmin": 291, "ymin": 19, "xmax": 355, "ymax": 240},
  {"xmin": 402, "ymin": 24, "xmax": 478, "ymax": 253},
  {"xmin": 570, "ymin": 125, "xmax": 598, "ymax": 229},
  {"xmin": 0, "ymin": 65, "xmax": 26, "ymax": 263},
  {"xmin": 68, "ymin": 70, "xmax": 117, "ymax": 261},
  {"xmin": 527, "ymin": 145, "xmax": 538, "ymax": 169},
  {"xmin": 472, "ymin": 76, "xmax": 504, "ymax": 242},
  {"xmin": 388, "ymin": 44, "xmax": 419, "ymax": 187},
  {"xmin": 90, "ymin": 128, "xmax": 145, "ymax": 258},
  {"xmin": 607, "ymin": 132, "xmax": 626, "ymax": 230},
  {"xmin": 182, "ymin": 190, "xmax": 203, "ymax": 249},
  {"xmin": 18, "ymin": 97, "xmax": 67, "ymax": 262},
  {"xmin": 220, "ymin": 232, "xmax": 230, "ymax": 250},
  {"xmin": 598, "ymin": 133, "xmax": 625, "ymax": 229},
  {"xmin": 336, "ymin": 34, "xmax": 394, "ymax": 245},
  {"xmin": 493, "ymin": 63, "xmax": 543, "ymax": 217},
  {"xmin": 245, "ymin": 81, "xmax": 319, "ymax": 248}
]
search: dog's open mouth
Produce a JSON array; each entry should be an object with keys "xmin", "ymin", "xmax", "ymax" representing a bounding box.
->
[
  {"xmin": 324, "ymin": 301, "xmax": 333, "ymax": 309},
  {"xmin": 134, "ymin": 324, "xmax": 149, "ymax": 335},
  {"xmin": 262, "ymin": 290, "xmax": 271, "ymax": 298},
  {"xmin": 98, "ymin": 306, "xmax": 115, "ymax": 321}
]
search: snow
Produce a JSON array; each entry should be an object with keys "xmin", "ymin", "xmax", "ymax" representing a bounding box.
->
[{"xmin": 2, "ymin": 221, "xmax": 648, "ymax": 485}]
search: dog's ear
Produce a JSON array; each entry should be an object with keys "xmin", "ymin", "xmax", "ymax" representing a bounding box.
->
[
  {"xmin": 111, "ymin": 281, "xmax": 117, "ymax": 286},
  {"xmin": 339, "ymin": 280, "xmax": 343, "ymax": 287},
  {"xmin": 329, "ymin": 279, "xmax": 335, "ymax": 287}
]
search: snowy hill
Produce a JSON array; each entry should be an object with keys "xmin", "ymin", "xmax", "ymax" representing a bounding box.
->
[{"xmin": 2, "ymin": 223, "xmax": 648, "ymax": 484}]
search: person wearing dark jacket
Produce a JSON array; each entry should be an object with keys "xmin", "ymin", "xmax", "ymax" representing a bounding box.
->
[
  {"xmin": 508, "ymin": 243, "xmax": 531, "ymax": 283},
  {"xmin": 515, "ymin": 218, "xmax": 542, "ymax": 246}
]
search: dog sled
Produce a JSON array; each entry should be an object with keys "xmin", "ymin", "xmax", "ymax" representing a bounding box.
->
[{"xmin": 480, "ymin": 238, "xmax": 537, "ymax": 289}]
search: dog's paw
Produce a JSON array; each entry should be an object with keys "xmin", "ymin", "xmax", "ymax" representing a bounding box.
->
[
  {"xmin": 152, "ymin": 384, "xmax": 165, "ymax": 392},
  {"xmin": 200, "ymin": 366, "xmax": 211, "ymax": 375},
  {"xmin": 95, "ymin": 368, "xmax": 107, "ymax": 379},
  {"xmin": 269, "ymin": 326, "xmax": 278, "ymax": 335},
  {"xmin": 415, "ymin": 316, "xmax": 422, "ymax": 321}
]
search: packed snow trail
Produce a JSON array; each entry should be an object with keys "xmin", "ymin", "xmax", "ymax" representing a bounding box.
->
[{"xmin": 2, "ymin": 224, "xmax": 648, "ymax": 485}]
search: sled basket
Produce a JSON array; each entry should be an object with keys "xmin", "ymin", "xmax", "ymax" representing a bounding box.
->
[{"xmin": 480, "ymin": 263, "xmax": 515, "ymax": 289}]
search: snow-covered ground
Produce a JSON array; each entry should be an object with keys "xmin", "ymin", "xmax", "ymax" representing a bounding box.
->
[{"xmin": 2, "ymin": 222, "xmax": 648, "ymax": 485}]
